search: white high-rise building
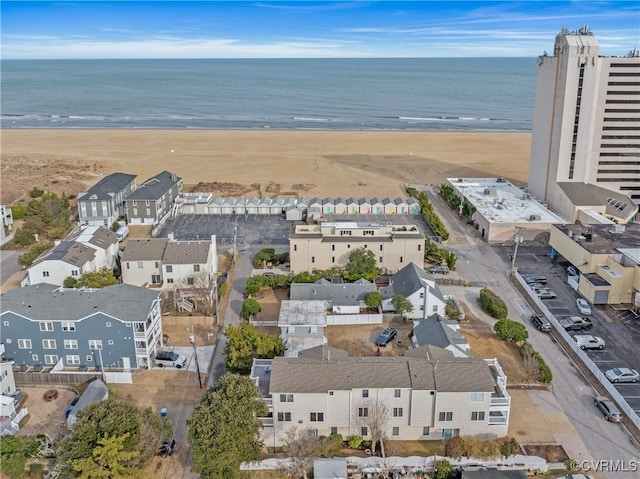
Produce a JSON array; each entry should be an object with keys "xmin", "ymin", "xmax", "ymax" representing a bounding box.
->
[{"xmin": 528, "ymin": 26, "xmax": 639, "ymax": 224}]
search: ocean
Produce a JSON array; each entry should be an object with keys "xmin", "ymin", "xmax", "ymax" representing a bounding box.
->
[{"xmin": 1, "ymin": 58, "xmax": 537, "ymax": 131}]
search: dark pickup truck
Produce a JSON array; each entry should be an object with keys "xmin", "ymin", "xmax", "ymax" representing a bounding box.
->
[{"xmin": 559, "ymin": 316, "xmax": 593, "ymax": 331}]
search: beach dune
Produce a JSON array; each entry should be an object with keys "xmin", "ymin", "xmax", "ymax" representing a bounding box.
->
[{"xmin": 0, "ymin": 129, "xmax": 531, "ymax": 203}]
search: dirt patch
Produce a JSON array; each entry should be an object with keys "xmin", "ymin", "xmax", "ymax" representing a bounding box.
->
[
  {"xmin": 460, "ymin": 316, "xmax": 534, "ymax": 383},
  {"xmin": 16, "ymin": 387, "xmax": 79, "ymax": 443},
  {"xmin": 0, "ymin": 155, "xmax": 104, "ymax": 205},
  {"xmin": 522, "ymin": 444, "xmax": 569, "ymax": 463},
  {"xmin": 254, "ymin": 287, "xmax": 289, "ymax": 322},
  {"xmin": 162, "ymin": 321, "xmax": 218, "ymax": 347},
  {"xmin": 325, "ymin": 317, "xmax": 413, "ymax": 357},
  {"xmin": 291, "ymin": 183, "xmax": 316, "ymax": 191}
]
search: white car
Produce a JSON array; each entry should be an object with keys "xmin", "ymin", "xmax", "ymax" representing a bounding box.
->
[
  {"xmin": 605, "ymin": 367, "xmax": 640, "ymax": 383},
  {"xmin": 572, "ymin": 334, "xmax": 605, "ymax": 350},
  {"xmin": 576, "ymin": 298, "xmax": 592, "ymax": 315}
]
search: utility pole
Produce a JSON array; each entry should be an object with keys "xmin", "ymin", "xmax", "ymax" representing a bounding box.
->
[
  {"xmin": 190, "ymin": 327, "xmax": 203, "ymax": 389},
  {"xmin": 232, "ymin": 216, "xmax": 238, "ymax": 264},
  {"xmin": 511, "ymin": 227, "xmax": 524, "ymax": 273}
]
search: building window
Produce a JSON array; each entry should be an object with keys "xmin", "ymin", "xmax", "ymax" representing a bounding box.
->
[
  {"xmin": 44, "ymin": 355, "xmax": 59, "ymax": 365},
  {"xmin": 66, "ymin": 355, "xmax": 81, "ymax": 365},
  {"xmin": 418, "ymin": 243, "xmax": 421, "ymax": 251},
  {"xmin": 277, "ymin": 412, "xmax": 292, "ymax": 422},
  {"xmin": 42, "ymin": 271, "xmax": 50, "ymax": 277},
  {"xmin": 86, "ymin": 355, "xmax": 93, "ymax": 362},
  {"xmin": 380, "ymin": 245, "xmax": 383, "ymax": 251},
  {"xmin": 187, "ymin": 278, "xmax": 194, "ymax": 285},
  {"xmin": 332, "ymin": 256, "xmax": 335, "ymax": 263},
  {"xmin": 155, "ymin": 261, "xmax": 159, "ymax": 268},
  {"xmin": 167, "ymin": 278, "xmax": 174, "ymax": 284},
  {"xmin": 471, "ymin": 411, "xmax": 486, "ymax": 421},
  {"xmin": 132, "ymin": 200, "xmax": 137, "ymax": 206},
  {"xmin": 439, "ymin": 412, "xmax": 453, "ymax": 422},
  {"xmin": 64, "ymin": 339, "xmax": 78, "ymax": 350},
  {"xmin": 394, "ymin": 389, "xmax": 401, "ymax": 398},
  {"xmin": 39, "ymin": 322, "xmax": 54, "ymax": 332},
  {"xmin": 71, "ymin": 270, "xmax": 79, "ymax": 276},
  {"xmin": 393, "ymin": 407, "xmax": 403, "ymax": 417},
  {"xmin": 379, "ymin": 256, "xmax": 383, "ymax": 262},
  {"xmin": 469, "ymin": 392, "xmax": 485, "ymax": 402},
  {"xmin": 294, "ymin": 244, "xmax": 297, "ymax": 252},
  {"xmin": 423, "ymin": 426, "xmax": 430, "ymax": 435},
  {"xmin": 88, "ymin": 340, "xmax": 103, "ymax": 350},
  {"xmin": 432, "ymin": 305, "xmax": 438, "ymax": 312},
  {"xmin": 332, "ymin": 244, "xmax": 335, "ymax": 251},
  {"xmin": 420, "ymin": 305, "xmax": 424, "ymax": 311},
  {"xmin": 329, "ymin": 391, "xmax": 334, "ymax": 396},
  {"xmin": 400, "ymin": 256, "xmax": 403, "ymax": 263},
  {"xmin": 311, "ymin": 256, "xmax": 315, "ymax": 264},
  {"xmin": 166, "ymin": 265, "xmax": 173, "ymax": 273},
  {"xmin": 330, "ymin": 427, "xmax": 338, "ymax": 435},
  {"xmin": 280, "ymin": 394, "xmax": 294, "ymax": 403},
  {"xmin": 32, "ymin": 354, "xmax": 39, "ymax": 361},
  {"xmin": 18, "ymin": 339, "xmax": 32, "ymax": 349},
  {"xmin": 146, "ymin": 200, "xmax": 150, "ymax": 206},
  {"xmin": 358, "ymin": 407, "xmax": 368, "ymax": 417},
  {"xmin": 193, "ymin": 264, "xmax": 200, "ymax": 272},
  {"xmin": 126, "ymin": 262, "xmax": 130, "ymax": 270},
  {"xmin": 310, "ymin": 412, "xmax": 324, "ymax": 422},
  {"xmin": 361, "ymin": 426, "xmax": 368, "ymax": 436},
  {"xmin": 42, "ymin": 339, "xmax": 56, "ymax": 349},
  {"xmin": 392, "ymin": 427, "xmax": 400, "ymax": 436},
  {"xmin": 146, "ymin": 208, "xmax": 151, "ymax": 216},
  {"xmin": 362, "ymin": 389, "xmax": 369, "ymax": 398}
]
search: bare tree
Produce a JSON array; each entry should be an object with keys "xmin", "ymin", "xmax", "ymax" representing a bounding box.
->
[
  {"xmin": 283, "ymin": 427, "xmax": 341, "ymax": 479},
  {"xmin": 358, "ymin": 399, "xmax": 390, "ymax": 458},
  {"xmin": 178, "ymin": 271, "xmax": 216, "ymax": 316}
]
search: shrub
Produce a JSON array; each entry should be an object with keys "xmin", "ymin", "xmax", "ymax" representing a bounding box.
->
[
  {"xmin": 406, "ymin": 187, "xmax": 449, "ymax": 241},
  {"xmin": 434, "ymin": 459, "xmax": 455, "ymax": 479},
  {"xmin": 218, "ymin": 282, "xmax": 228, "ymax": 297},
  {"xmin": 17, "ymin": 242, "xmax": 52, "ymax": 266},
  {"xmin": 364, "ymin": 291, "xmax": 382, "ymax": 309},
  {"xmin": 244, "ymin": 276, "xmax": 263, "ymax": 296},
  {"xmin": 521, "ymin": 342, "xmax": 552, "ymax": 383},
  {"xmin": 29, "ymin": 187, "xmax": 45, "ymax": 198},
  {"xmin": 445, "ymin": 436, "xmax": 521, "ymax": 460},
  {"xmin": 347, "ymin": 436, "xmax": 363, "ymax": 449},
  {"xmin": 10, "ymin": 204, "xmax": 26, "ymax": 220},
  {"xmin": 445, "ymin": 302, "xmax": 460, "ymax": 320},
  {"xmin": 241, "ymin": 298, "xmax": 261, "ymax": 320},
  {"xmin": 534, "ymin": 351, "xmax": 553, "ymax": 383},
  {"xmin": 494, "ymin": 319, "xmax": 528, "ymax": 343},
  {"xmin": 478, "ymin": 288, "xmax": 508, "ymax": 319}
]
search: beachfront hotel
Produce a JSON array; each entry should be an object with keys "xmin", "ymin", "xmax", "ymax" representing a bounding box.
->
[{"xmin": 528, "ymin": 26, "xmax": 639, "ymax": 224}]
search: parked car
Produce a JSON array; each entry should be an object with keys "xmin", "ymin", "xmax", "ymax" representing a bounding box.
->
[
  {"xmin": 572, "ymin": 334, "xmax": 605, "ymax": 350},
  {"xmin": 536, "ymin": 289, "xmax": 557, "ymax": 300},
  {"xmin": 593, "ymin": 396, "xmax": 622, "ymax": 422},
  {"xmin": 576, "ymin": 298, "xmax": 592, "ymax": 315},
  {"xmin": 154, "ymin": 351, "xmax": 187, "ymax": 369},
  {"xmin": 567, "ymin": 266, "xmax": 579, "ymax": 277},
  {"xmin": 559, "ymin": 316, "xmax": 593, "ymax": 331},
  {"xmin": 65, "ymin": 397, "xmax": 80, "ymax": 419},
  {"xmin": 605, "ymin": 367, "xmax": 640, "ymax": 383},
  {"xmin": 428, "ymin": 265, "xmax": 449, "ymax": 275},
  {"xmin": 160, "ymin": 439, "xmax": 176, "ymax": 458},
  {"xmin": 375, "ymin": 327, "xmax": 397, "ymax": 346},
  {"xmin": 530, "ymin": 314, "xmax": 551, "ymax": 333},
  {"xmin": 524, "ymin": 274, "xmax": 548, "ymax": 285}
]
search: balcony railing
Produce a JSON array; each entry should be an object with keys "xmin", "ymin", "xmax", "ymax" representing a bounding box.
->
[
  {"xmin": 259, "ymin": 417, "xmax": 274, "ymax": 427},
  {"xmin": 490, "ymin": 396, "xmax": 511, "ymax": 407}
]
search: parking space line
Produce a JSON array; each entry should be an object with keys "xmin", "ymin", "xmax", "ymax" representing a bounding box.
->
[{"xmin": 590, "ymin": 359, "xmax": 617, "ymax": 363}]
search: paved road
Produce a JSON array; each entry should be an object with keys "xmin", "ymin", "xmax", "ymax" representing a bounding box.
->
[
  {"xmin": 448, "ymin": 239, "xmax": 640, "ymax": 479},
  {"xmin": 0, "ymin": 250, "xmax": 21, "ymax": 284}
]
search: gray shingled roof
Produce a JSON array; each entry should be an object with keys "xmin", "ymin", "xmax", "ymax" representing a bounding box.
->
[
  {"xmin": 278, "ymin": 301, "xmax": 327, "ymax": 326},
  {"xmin": 413, "ymin": 315, "xmax": 468, "ymax": 352},
  {"xmin": 290, "ymin": 280, "xmax": 377, "ymax": 306},
  {"xmin": 268, "ymin": 355, "xmax": 494, "ymax": 394},
  {"xmin": 77, "ymin": 226, "xmax": 118, "ymax": 250},
  {"xmin": 405, "ymin": 345, "xmax": 455, "ymax": 361},
  {"xmin": 0, "ymin": 284, "xmax": 160, "ymax": 323},
  {"xmin": 126, "ymin": 171, "xmax": 181, "ymax": 201},
  {"xmin": 35, "ymin": 241, "xmax": 96, "ymax": 268},
  {"xmin": 78, "ymin": 173, "xmax": 136, "ymax": 201},
  {"xmin": 163, "ymin": 241, "xmax": 211, "ymax": 264},
  {"xmin": 379, "ymin": 263, "xmax": 444, "ymax": 304},
  {"xmin": 297, "ymin": 345, "xmax": 349, "ymax": 361},
  {"xmin": 121, "ymin": 238, "xmax": 169, "ymax": 262},
  {"xmin": 558, "ymin": 182, "xmax": 638, "ymax": 219}
]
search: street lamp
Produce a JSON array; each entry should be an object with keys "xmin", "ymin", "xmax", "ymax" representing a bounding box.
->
[
  {"xmin": 190, "ymin": 328, "xmax": 204, "ymax": 389},
  {"xmin": 511, "ymin": 228, "xmax": 524, "ymax": 272}
]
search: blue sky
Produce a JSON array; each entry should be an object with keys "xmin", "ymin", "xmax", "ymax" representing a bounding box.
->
[{"xmin": 2, "ymin": 1, "xmax": 639, "ymax": 59}]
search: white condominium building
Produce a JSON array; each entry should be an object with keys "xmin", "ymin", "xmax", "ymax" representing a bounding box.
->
[{"xmin": 528, "ymin": 26, "xmax": 639, "ymax": 223}]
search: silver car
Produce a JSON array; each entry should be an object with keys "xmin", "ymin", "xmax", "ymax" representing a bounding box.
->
[
  {"xmin": 605, "ymin": 367, "xmax": 640, "ymax": 383},
  {"xmin": 594, "ymin": 396, "xmax": 622, "ymax": 422}
]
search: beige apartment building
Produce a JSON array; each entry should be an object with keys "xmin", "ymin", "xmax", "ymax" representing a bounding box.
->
[
  {"xmin": 550, "ymin": 223, "xmax": 640, "ymax": 305},
  {"xmin": 528, "ymin": 26, "xmax": 639, "ymax": 223},
  {"xmin": 251, "ymin": 348, "xmax": 510, "ymax": 447},
  {"xmin": 289, "ymin": 221, "xmax": 425, "ymax": 274}
]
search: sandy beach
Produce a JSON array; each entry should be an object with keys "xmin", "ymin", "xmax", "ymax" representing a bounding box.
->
[{"xmin": 0, "ymin": 129, "xmax": 531, "ymax": 204}]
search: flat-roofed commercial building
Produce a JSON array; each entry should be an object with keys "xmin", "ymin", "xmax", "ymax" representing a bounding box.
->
[
  {"xmin": 447, "ymin": 178, "xmax": 567, "ymax": 243},
  {"xmin": 549, "ymin": 223, "xmax": 640, "ymax": 305},
  {"xmin": 528, "ymin": 26, "xmax": 639, "ymax": 222},
  {"xmin": 289, "ymin": 221, "xmax": 424, "ymax": 273}
]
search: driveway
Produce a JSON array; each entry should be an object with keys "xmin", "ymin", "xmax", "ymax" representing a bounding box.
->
[{"xmin": 0, "ymin": 250, "xmax": 21, "ymax": 284}]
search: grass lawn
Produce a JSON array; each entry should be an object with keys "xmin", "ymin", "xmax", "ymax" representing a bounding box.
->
[{"xmin": 387, "ymin": 440, "xmax": 446, "ymax": 457}]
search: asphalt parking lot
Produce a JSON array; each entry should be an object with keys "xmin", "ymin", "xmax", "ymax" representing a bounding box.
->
[{"xmin": 503, "ymin": 243, "xmax": 640, "ymax": 414}]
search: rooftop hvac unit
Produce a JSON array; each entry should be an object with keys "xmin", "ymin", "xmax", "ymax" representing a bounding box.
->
[
  {"xmin": 529, "ymin": 214, "xmax": 542, "ymax": 221},
  {"xmin": 484, "ymin": 188, "xmax": 497, "ymax": 196},
  {"xmin": 496, "ymin": 177, "xmax": 506, "ymax": 183},
  {"xmin": 610, "ymin": 224, "xmax": 626, "ymax": 234}
]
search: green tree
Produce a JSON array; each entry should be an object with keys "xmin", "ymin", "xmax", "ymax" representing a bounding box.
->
[
  {"xmin": 71, "ymin": 434, "xmax": 141, "ymax": 479},
  {"xmin": 446, "ymin": 251, "xmax": 457, "ymax": 270},
  {"xmin": 241, "ymin": 298, "xmax": 262, "ymax": 319},
  {"xmin": 0, "ymin": 436, "xmax": 29, "ymax": 479},
  {"xmin": 391, "ymin": 295, "xmax": 413, "ymax": 319},
  {"xmin": 344, "ymin": 248, "xmax": 379, "ymax": 280},
  {"xmin": 364, "ymin": 291, "xmax": 383, "ymax": 309},
  {"xmin": 13, "ymin": 226, "xmax": 38, "ymax": 246},
  {"xmin": 17, "ymin": 242, "xmax": 52, "ymax": 266},
  {"xmin": 434, "ymin": 459, "xmax": 456, "ymax": 479},
  {"xmin": 64, "ymin": 267, "xmax": 119, "ymax": 289},
  {"xmin": 223, "ymin": 323, "xmax": 285, "ymax": 374},
  {"xmin": 188, "ymin": 374, "xmax": 267, "ymax": 479},
  {"xmin": 253, "ymin": 248, "xmax": 276, "ymax": 267},
  {"xmin": 10, "ymin": 204, "xmax": 26, "ymax": 220},
  {"xmin": 494, "ymin": 319, "xmax": 528, "ymax": 343},
  {"xmin": 58, "ymin": 399, "xmax": 170, "ymax": 479}
]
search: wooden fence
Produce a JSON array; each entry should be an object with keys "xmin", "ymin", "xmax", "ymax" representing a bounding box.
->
[
  {"xmin": 162, "ymin": 315, "xmax": 214, "ymax": 326},
  {"xmin": 14, "ymin": 371, "xmax": 101, "ymax": 385}
]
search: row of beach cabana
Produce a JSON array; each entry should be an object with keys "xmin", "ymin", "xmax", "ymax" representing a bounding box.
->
[{"xmin": 175, "ymin": 194, "xmax": 420, "ymax": 220}]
